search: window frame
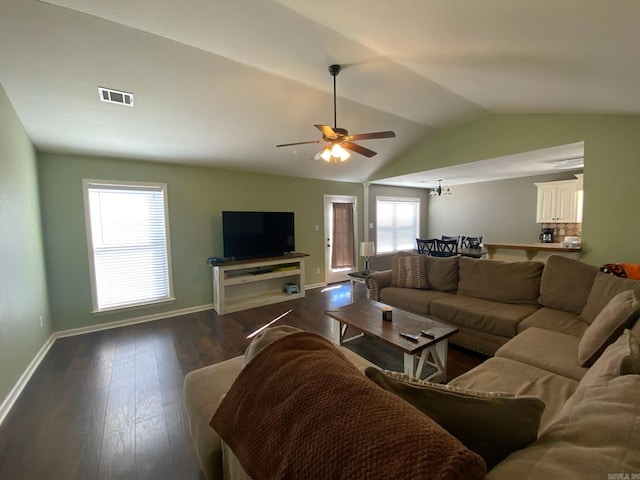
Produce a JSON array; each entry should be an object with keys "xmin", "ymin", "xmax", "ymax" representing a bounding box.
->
[
  {"xmin": 375, "ymin": 196, "xmax": 421, "ymax": 254},
  {"xmin": 83, "ymin": 179, "xmax": 175, "ymax": 314}
]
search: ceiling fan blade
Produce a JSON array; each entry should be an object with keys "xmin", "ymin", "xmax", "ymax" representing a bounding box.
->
[
  {"xmin": 314, "ymin": 124, "xmax": 338, "ymax": 140},
  {"xmin": 342, "ymin": 142, "xmax": 377, "ymax": 158},
  {"xmin": 348, "ymin": 131, "xmax": 396, "ymax": 141},
  {"xmin": 276, "ymin": 140, "xmax": 322, "ymax": 147}
]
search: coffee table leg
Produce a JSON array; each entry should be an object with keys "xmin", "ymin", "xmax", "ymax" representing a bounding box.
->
[
  {"xmin": 422, "ymin": 340, "xmax": 448, "ymax": 383},
  {"xmin": 403, "ymin": 352, "xmax": 416, "ymax": 376},
  {"xmin": 403, "ymin": 340, "xmax": 449, "ymax": 382},
  {"xmin": 331, "ymin": 319, "xmax": 343, "ymax": 345}
]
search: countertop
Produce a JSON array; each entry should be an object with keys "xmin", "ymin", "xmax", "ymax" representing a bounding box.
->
[{"xmin": 483, "ymin": 242, "xmax": 581, "ymax": 253}]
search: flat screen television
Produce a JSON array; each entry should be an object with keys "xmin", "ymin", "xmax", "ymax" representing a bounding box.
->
[{"xmin": 222, "ymin": 211, "xmax": 295, "ymax": 260}]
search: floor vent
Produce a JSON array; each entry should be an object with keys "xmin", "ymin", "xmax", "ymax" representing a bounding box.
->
[{"xmin": 98, "ymin": 87, "xmax": 134, "ymax": 107}]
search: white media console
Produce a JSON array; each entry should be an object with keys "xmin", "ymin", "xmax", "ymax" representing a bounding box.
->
[{"xmin": 211, "ymin": 253, "xmax": 308, "ymax": 314}]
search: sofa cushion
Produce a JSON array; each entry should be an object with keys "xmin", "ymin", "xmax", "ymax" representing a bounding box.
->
[
  {"xmin": 578, "ymin": 290, "xmax": 640, "ymax": 366},
  {"xmin": 457, "ymin": 257, "xmax": 544, "ymax": 305},
  {"xmin": 449, "ymin": 356, "xmax": 579, "ymax": 433},
  {"xmin": 517, "ymin": 307, "xmax": 587, "ymax": 337},
  {"xmin": 495, "ymin": 327, "xmax": 588, "ymax": 381},
  {"xmin": 431, "ymin": 295, "xmax": 539, "ymax": 338},
  {"xmin": 424, "ymin": 255, "xmax": 460, "ymax": 292},
  {"xmin": 211, "ymin": 332, "xmax": 486, "ymax": 480},
  {"xmin": 487, "ymin": 375, "xmax": 640, "ymax": 480},
  {"xmin": 578, "ymin": 329, "xmax": 640, "ymax": 389},
  {"xmin": 446, "ymin": 324, "xmax": 512, "ymax": 356},
  {"xmin": 538, "ymin": 255, "xmax": 599, "ymax": 314},
  {"xmin": 580, "ymin": 272, "xmax": 640, "ymax": 324},
  {"xmin": 391, "ymin": 253, "xmax": 427, "ymax": 289},
  {"xmin": 366, "ymin": 367, "xmax": 544, "ymax": 470},
  {"xmin": 379, "ymin": 287, "xmax": 451, "ymax": 316}
]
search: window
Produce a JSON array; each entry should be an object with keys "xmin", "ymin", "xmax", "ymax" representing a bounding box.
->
[
  {"xmin": 376, "ymin": 196, "xmax": 420, "ymax": 254},
  {"xmin": 83, "ymin": 180, "xmax": 174, "ymax": 312}
]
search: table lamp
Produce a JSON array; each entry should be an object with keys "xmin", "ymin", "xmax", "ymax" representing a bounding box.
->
[{"xmin": 359, "ymin": 241, "xmax": 375, "ymax": 274}]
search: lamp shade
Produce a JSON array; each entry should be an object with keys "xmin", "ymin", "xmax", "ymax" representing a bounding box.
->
[{"xmin": 359, "ymin": 241, "xmax": 375, "ymax": 257}]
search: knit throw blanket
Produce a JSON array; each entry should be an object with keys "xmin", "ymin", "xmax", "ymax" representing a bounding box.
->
[{"xmin": 210, "ymin": 332, "xmax": 486, "ymax": 480}]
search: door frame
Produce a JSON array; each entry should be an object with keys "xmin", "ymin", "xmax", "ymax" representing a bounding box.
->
[{"xmin": 323, "ymin": 194, "xmax": 358, "ymax": 284}]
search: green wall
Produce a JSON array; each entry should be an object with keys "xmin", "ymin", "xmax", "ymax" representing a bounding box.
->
[
  {"xmin": 372, "ymin": 114, "xmax": 640, "ymax": 265},
  {"xmin": 0, "ymin": 84, "xmax": 51, "ymax": 404},
  {"xmin": 37, "ymin": 153, "xmax": 362, "ymax": 332}
]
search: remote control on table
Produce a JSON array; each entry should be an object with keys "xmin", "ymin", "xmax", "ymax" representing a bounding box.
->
[
  {"xmin": 420, "ymin": 330, "xmax": 436, "ymax": 338},
  {"xmin": 399, "ymin": 331, "xmax": 420, "ymax": 342}
]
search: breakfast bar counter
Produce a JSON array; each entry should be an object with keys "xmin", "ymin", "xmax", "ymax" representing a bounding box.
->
[{"xmin": 483, "ymin": 242, "xmax": 581, "ymax": 262}]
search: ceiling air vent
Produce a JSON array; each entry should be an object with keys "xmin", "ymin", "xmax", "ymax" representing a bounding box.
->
[{"xmin": 98, "ymin": 87, "xmax": 134, "ymax": 107}]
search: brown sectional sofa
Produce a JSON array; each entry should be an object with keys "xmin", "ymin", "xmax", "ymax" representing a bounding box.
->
[
  {"xmin": 183, "ymin": 254, "xmax": 640, "ymax": 479},
  {"xmin": 366, "ymin": 254, "xmax": 632, "ymax": 355}
]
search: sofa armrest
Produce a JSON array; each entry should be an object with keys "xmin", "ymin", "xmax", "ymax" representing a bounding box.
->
[
  {"xmin": 184, "ymin": 346, "xmax": 375, "ymax": 480},
  {"xmin": 184, "ymin": 355, "xmax": 245, "ymax": 480},
  {"xmin": 366, "ymin": 270, "xmax": 392, "ymax": 301}
]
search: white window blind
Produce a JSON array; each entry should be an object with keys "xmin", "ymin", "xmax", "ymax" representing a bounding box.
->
[
  {"xmin": 84, "ymin": 180, "xmax": 174, "ymax": 312},
  {"xmin": 376, "ymin": 197, "xmax": 420, "ymax": 254}
]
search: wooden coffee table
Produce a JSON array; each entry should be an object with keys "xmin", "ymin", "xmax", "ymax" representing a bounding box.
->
[{"xmin": 326, "ymin": 300, "xmax": 458, "ymax": 382}]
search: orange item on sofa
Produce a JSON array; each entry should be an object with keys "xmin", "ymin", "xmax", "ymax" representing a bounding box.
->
[
  {"xmin": 600, "ymin": 263, "xmax": 640, "ymax": 280},
  {"xmin": 621, "ymin": 263, "xmax": 640, "ymax": 280}
]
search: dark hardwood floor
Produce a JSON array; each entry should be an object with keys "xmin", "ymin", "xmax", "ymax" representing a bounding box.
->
[{"xmin": 0, "ymin": 282, "xmax": 486, "ymax": 479}]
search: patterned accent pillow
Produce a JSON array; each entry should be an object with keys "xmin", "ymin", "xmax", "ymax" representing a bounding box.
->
[{"xmin": 391, "ymin": 254, "xmax": 427, "ymax": 289}]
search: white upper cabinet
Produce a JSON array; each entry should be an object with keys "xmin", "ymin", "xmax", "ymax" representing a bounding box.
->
[{"xmin": 535, "ymin": 178, "xmax": 583, "ymax": 223}]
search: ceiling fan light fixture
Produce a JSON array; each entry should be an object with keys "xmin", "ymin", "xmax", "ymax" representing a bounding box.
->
[
  {"xmin": 320, "ymin": 147, "xmax": 332, "ymax": 162},
  {"xmin": 320, "ymin": 144, "xmax": 350, "ymax": 163}
]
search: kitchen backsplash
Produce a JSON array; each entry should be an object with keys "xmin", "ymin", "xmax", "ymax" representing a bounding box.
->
[{"xmin": 541, "ymin": 223, "xmax": 582, "ymax": 242}]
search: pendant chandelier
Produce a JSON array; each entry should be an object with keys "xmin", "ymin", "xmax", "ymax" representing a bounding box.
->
[{"xmin": 430, "ymin": 179, "xmax": 452, "ymax": 197}]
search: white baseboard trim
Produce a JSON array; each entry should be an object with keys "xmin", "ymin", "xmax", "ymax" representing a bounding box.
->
[
  {"xmin": 0, "ymin": 333, "xmax": 55, "ymax": 427},
  {"xmin": 54, "ymin": 303, "xmax": 214, "ymax": 339},
  {"xmin": 305, "ymin": 282, "xmax": 327, "ymax": 290},
  {"xmin": 0, "ymin": 303, "xmax": 214, "ymax": 427}
]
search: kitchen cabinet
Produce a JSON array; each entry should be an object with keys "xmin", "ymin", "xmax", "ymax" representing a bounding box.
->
[{"xmin": 534, "ymin": 178, "xmax": 582, "ymax": 223}]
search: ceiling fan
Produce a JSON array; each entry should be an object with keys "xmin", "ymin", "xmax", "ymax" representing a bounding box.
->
[{"xmin": 276, "ymin": 64, "xmax": 396, "ymax": 163}]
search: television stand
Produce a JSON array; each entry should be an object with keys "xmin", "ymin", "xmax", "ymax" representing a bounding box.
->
[
  {"xmin": 250, "ymin": 268, "xmax": 273, "ymax": 275},
  {"xmin": 211, "ymin": 253, "xmax": 309, "ymax": 314}
]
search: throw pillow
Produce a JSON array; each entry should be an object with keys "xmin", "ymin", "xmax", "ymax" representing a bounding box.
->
[
  {"xmin": 578, "ymin": 290, "xmax": 640, "ymax": 367},
  {"xmin": 391, "ymin": 254, "xmax": 427, "ymax": 289},
  {"xmin": 243, "ymin": 325, "xmax": 303, "ymax": 366},
  {"xmin": 365, "ymin": 367, "xmax": 545, "ymax": 469},
  {"xmin": 578, "ymin": 329, "xmax": 640, "ymax": 388},
  {"xmin": 580, "ymin": 272, "xmax": 640, "ymax": 324}
]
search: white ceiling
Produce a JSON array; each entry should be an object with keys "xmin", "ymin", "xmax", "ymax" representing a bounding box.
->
[{"xmin": 0, "ymin": 0, "xmax": 637, "ymax": 184}]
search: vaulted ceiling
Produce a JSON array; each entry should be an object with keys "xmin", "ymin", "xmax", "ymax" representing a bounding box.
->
[{"xmin": 1, "ymin": 0, "xmax": 638, "ymax": 184}]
